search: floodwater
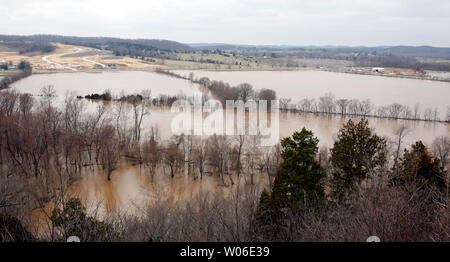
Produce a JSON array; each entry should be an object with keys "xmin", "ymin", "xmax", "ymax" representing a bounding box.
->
[
  {"xmin": 174, "ymin": 70, "xmax": 450, "ymax": 119},
  {"xmin": 12, "ymin": 71, "xmax": 200, "ymax": 99},
  {"xmin": 9, "ymin": 70, "xmax": 450, "ymax": 217}
]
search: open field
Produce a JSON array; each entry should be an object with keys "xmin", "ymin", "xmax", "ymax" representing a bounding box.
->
[
  {"xmin": 0, "ymin": 43, "xmax": 164, "ymax": 72},
  {"xmin": 1, "ymin": 41, "xmax": 450, "ymax": 82}
]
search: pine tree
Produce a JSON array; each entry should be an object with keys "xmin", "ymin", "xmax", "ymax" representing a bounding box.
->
[
  {"xmin": 254, "ymin": 128, "xmax": 325, "ymax": 240},
  {"xmin": 330, "ymin": 119, "xmax": 387, "ymax": 201},
  {"xmin": 271, "ymin": 128, "xmax": 325, "ymax": 209},
  {"xmin": 394, "ymin": 141, "xmax": 447, "ymax": 191}
]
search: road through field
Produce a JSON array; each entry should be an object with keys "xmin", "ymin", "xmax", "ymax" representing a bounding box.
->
[
  {"xmin": 81, "ymin": 55, "xmax": 106, "ymax": 68},
  {"xmin": 42, "ymin": 47, "xmax": 83, "ymax": 71}
]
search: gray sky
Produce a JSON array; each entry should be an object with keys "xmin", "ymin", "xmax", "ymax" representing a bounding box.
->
[{"xmin": 1, "ymin": 0, "xmax": 449, "ymax": 47}]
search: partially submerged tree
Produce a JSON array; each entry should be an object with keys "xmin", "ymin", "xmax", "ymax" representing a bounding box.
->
[
  {"xmin": 100, "ymin": 125, "xmax": 120, "ymax": 181},
  {"xmin": 163, "ymin": 142, "xmax": 183, "ymax": 179}
]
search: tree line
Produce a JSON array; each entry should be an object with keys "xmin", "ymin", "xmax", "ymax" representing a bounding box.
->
[
  {"xmin": 156, "ymin": 70, "xmax": 449, "ymax": 122},
  {"xmin": 156, "ymin": 69, "xmax": 277, "ymax": 105},
  {"xmin": 281, "ymin": 92, "xmax": 449, "ymax": 122},
  {"xmin": 0, "ymin": 40, "xmax": 56, "ymax": 55},
  {"xmin": 0, "ymin": 61, "xmax": 32, "ymax": 89}
]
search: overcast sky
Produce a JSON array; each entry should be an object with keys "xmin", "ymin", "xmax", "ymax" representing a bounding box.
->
[{"xmin": 1, "ymin": 0, "xmax": 449, "ymax": 47}]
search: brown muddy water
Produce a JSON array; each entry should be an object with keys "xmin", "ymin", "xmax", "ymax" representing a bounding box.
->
[
  {"xmin": 12, "ymin": 70, "xmax": 200, "ymax": 99},
  {"xmin": 9, "ymin": 71, "xmax": 449, "ymax": 225},
  {"xmin": 174, "ymin": 70, "xmax": 450, "ymax": 119}
]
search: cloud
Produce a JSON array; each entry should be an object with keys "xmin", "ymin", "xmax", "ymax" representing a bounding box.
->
[{"xmin": 0, "ymin": 0, "xmax": 449, "ymax": 46}]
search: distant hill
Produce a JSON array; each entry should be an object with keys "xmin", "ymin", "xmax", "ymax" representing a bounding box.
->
[
  {"xmin": 0, "ymin": 34, "xmax": 193, "ymax": 52},
  {"xmin": 379, "ymin": 46, "xmax": 450, "ymax": 60},
  {"xmin": 188, "ymin": 43, "xmax": 300, "ymax": 51},
  {"xmin": 189, "ymin": 43, "xmax": 450, "ymax": 60}
]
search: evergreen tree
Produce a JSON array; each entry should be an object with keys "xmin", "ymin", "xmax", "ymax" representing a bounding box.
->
[
  {"xmin": 330, "ymin": 119, "xmax": 387, "ymax": 201},
  {"xmin": 254, "ymin": 128, "xmax": 325, "ymax": 240},
  {"xmin": 51, "ymin": 198, "xmax": 120, "ymax": 242},
  {"xmin": 271, "ymin": 128, "xmax": 325, "ymax": 209},
  {"xmin": 394, "ymin": 141, "xmax": 447, "ymax": 191}
]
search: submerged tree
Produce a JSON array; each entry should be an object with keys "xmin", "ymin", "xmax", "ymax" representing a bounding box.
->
[
  {"xmin": 100, "ymin": 125, "xmax": 120, "ymax": 181},
  {"xmin": 163, "ymin": 142, "xmax": 183, "ymax": 179}
]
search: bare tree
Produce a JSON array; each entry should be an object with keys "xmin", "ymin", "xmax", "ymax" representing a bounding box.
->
[
  {"xmin": 236, "ymin": 83, "xmax": 254, "ymax": 103},
  {"xmin": 18, "ymin": 93, "xmax": 34, "ymax": 118},
  {"xmin": 348, "ymin": 99, "xmax": 360, "ymax": 116},
  {"xmin": 207, "ymin": 135, "xmax": 231, "ymax": 186},
  {"xmin": 336, "ymin": 98, "xmax": 349, "ymax": 116},
  {"xmin": 244, "ymin": 135, "xmax": 262, "ymax": 185},
  {"xmin": 143, "ymin": 126, "xmax": 162, "ymax": 181},
  {"xmin": 299, "ymin": 98, "xmax": 315, "ymax": 112},
  {"xmin": 260, "ymin": 144, "xmax": 281, "ymax": 188},
  {"xmin": 192, "ymin": 137, "xmax": 207, "ymax": 180},
  {"xmin": 100, "ymin": 125, "xmax": 120, "ymax": 181},
  {"xmin": 394, "ymin": 125, "xmax": 410, "ymax": 161},
  {"xmin": 447, "ymin": 106, "xmax": 450, "ymax": 122},
  {"xmin": 423, "ymin": 108, "xmax": 433, "ymax": 121},
  {"xmin": 234, "ymin": 135, "xmax": 246, "ymax": 177},
  {"xmin": 413, "ymin": 103, "xmax": 421, "ymax": 120},
  {"xmin": 388, "ymin": 103, "xmax": 404, "ymax": 119},
  {"xmin": 129, "ymin": 90, "xmax": 151, "ymax": 144},
  {"xmin": 319, "ymin": 93, "xmax": 335, "ymax": 115},
  {"xmin": 432, "ymin": 107, "xmax": 439, "ymax": 121},
  {"xmin": 432, "ymin": 136, "xmax": 450, "ymax": 169},
  {"xmin": 163, "ymin": 141, "xmax": 183, "ymax": 179},
  {"xmin": 279, "ymin": 98, "xmax": 292, "ymax": 111}
]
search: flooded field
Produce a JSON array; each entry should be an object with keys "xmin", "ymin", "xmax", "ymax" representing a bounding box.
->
[
  {"xmin": 12, "ymin": 71, "xmax": 200, "ymax": 99},
  {"xmin": 174, "ymin": 70, "xmax": 450, "ymax": 119},
  {"xmin": 9, "ymin": 70, "xmax": 449, "ymax": 215}
]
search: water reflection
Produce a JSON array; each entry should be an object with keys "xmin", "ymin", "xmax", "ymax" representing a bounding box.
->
[{"xmin": 174, "ymin": 70, "xmax": 450, "ymax": 119}]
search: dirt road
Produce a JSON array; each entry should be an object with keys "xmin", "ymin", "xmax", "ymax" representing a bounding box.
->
[
  {"xmin": 42, "ymin": 47, "xmax": 83, "ymax": 71},
  {"xmin": 81, "ymin": 55, "xmax": 106, "ymax": 68}
]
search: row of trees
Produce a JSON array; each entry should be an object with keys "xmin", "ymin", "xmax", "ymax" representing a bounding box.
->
[
  {"xmin": 158, "ymin": 71, "xmax": 448, "ymax": 122},
  {"xmin": 155, "ymin": 70, "xmax": 278, "ymax": 105},
  {"xmin": 285, "ymin": 92, "xmax": 447, "ymax": 122},
  {"xmin": 1, "ymin": 40, "xmax": 56, "ymax": 55},
  {"xmin": 195, "ymin": 77, "xmax": 277, "ymax": 104}
]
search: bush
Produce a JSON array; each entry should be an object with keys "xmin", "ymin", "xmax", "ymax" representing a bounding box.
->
[
  {"xmin": 51, "ymin": 198, "xmax": 120, "ymax": 242},
  {"xmin": 0, "ymin": 213, "xmax": 36, "ymax": 242}
]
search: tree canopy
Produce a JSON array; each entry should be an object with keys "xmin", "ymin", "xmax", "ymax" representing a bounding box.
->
[{"xmin": 330, "ymin": 119, "xmax": 387, "ymax": 200}]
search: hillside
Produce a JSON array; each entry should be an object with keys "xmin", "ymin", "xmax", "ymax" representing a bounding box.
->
[
  {"xmin": 0, "ymin": 34, "xmax": 193, "ymax": 52},
  {"xmin": 189, "ymin": 43, "xmax": 450, "ymax": 60},
  {"xmin": 379, "ymin": 46, "xmax": 450, "ymax": 59}
]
